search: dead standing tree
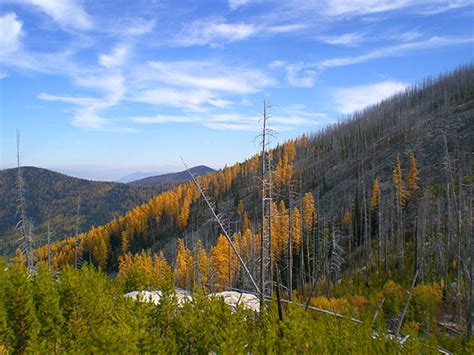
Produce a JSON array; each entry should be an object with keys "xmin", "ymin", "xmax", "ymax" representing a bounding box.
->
[
  {"xmin": 15, "ymin": 130, "xmax": 35, "ymax": 274},
  {"xmin": 74, "ymin": 195, "xmax": 84, "ymax": 269},
  {"xmin": 286, "ymin": 184, "xmax": 301, "ymax": 301},
  {"xmin": 259, "ymin": 100, "xmax": 279, "ymax": 309},
  {"xmin": 182, "ymin": 159, "xmax": 260, "ymax": 297}
]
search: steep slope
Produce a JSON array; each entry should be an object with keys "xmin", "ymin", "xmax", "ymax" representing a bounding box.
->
[
  {"xmin": 37, "ymin": 64, "xmax": 473, "ymax": 280},
  {"xmin": 128, "ymin": 165, "xmax": 215, "ymax": 187},
  {"xmin": 0, "ymin": 167, "xmax": 159, "ymax": 255}
]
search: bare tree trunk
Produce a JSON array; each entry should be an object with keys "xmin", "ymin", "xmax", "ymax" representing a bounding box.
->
[
  {"xmin": 312, "ymin": 201, "xmax": 319, "ymax": 282},
  {"xmin": 300, "ymin": 229, "xmax": 305, "ymax": 292},
  {"xmin": 74, "ymin": 195, "xmax": 82, "ymax": 269},
  {"xmin": 183, "ymin": 159, "xmax": 260, "ymax": 294},
  {"xmin": 260, "ymin": 100, "xmax": 267, "ymax": 308},
  {"xmin": 378, "ymin": 192, "xmax": 383, "ymax": 276},
  {"xmin": 268, "ymin": 151, "xmax": 274, "ymax": 297},
  {"xmin": 47, "ymin": 221, "xmax": 51, "ymax": 271},
  {"xmin": 414, "ymin": 216, "xmax": 418, "ymax": 278},
  {"xmin": 275, "ymin": 262, "xmax": 284, "ymax": 321},
  {"xmin": 362, "ymin": 171, "xmax": 369, "ymax": 285},
  {"xmin": 395, "ymin": 270, "xmax": 419, "ymax": 336},
  {"xmin": 467, "ymin": 182, "xmax": 473, "ymax": 338},
  {"xmin": 288, "ymin": 189, "xmax": 293, "ymax": 301},
  {"xmin": 16, "ymin": 130, "xmax": 35, "ymax": 273}
]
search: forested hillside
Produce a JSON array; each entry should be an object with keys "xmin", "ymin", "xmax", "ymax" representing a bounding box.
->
[
  {"xmin": 0, "ymin": 167, "xmax": 158, "ymax": 255},
  {"xmin": 0, "ymin": 165, "xmax": 215, "ymax": 255},
  {"xmin": 30, "ymin": 64, "xmax": 474, "ymax": 343}
]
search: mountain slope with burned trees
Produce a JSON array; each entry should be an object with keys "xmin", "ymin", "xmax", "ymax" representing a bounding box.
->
[{"xmin": 34, "ymin": 64, "xmax": 473, "ymax": 336}]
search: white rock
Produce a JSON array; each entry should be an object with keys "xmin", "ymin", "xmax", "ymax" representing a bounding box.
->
[{"xmin": 124, "ymin": 289, "xmax": 260, "ymax": 312}]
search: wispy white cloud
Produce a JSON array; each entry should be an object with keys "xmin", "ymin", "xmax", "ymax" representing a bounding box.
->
[
  {"xmin": 417, "ymin": 0, "xmax": 472, "ymax": 15},
  {"xmin": 0, "ymin": 70, "xmax": 8, "ymax": 79},
  {"xmin": 268, "ymin": 61, "xmax": 316, "ymax": 87},
  {"xmin": 131, "ymin": 114, "xmax": 200, "ymax": 124},
  {"xmin": 390, "ymin": 29, "xmax": 424, "ymax": 42},
  {"xmin": 121, "ymin": 18, "xmax": 155, "ymax": 35},
  {"xmin": 38, "ymin": 73, "xmax": 126, "ymax": 129},
  {"xmin": 268, "ymin": 60, "xmax": 286, "ymax": 69},
  {"xmin": 143, "ymin": 60, "xmax": 273, "ymax": 94},
  {"xmin": 267, "ymin": 23, "xmax": 308, "ymax": 33},
  {"xmin": 131, "ymin": 105, "xmax": 331, "ymax": 132},
  {"xmin": 37, "ymin": 93, "xmax": 102, "ymax": 106},
  {"xmin": 174, "ymin": 17, "xmax": 257, "ymax": 46},
  {"xmin": 228, "ymin": 0, "xmax": 252, "ymax": 10},
  {"xmin": 24, "ymin": 0, "xmax": 93, "ymax": 30},
  {"xmin": 333, "ymin": 80, "xmax": 407, "ymax": 114},
  {"xmin": 130, "ymin": 88, "xmax": 231, "ymax": 111},
  {"xmin": 173, "ymin": 16, "xmax": 307, "ymax": 47},
  {"xmin": 128, "ymin": 60, "xmax": 274, "ymax": 112},
  {"xmin": 318, "ymin": 0, "xmax": 471, "ymax": 17},
  {"xmin": 321, "ymin": 0, "xmax": 413, "ymax": 16},
  {"xmin": 318, "ymin": 36, "xmax": 474, "ymax": 68},
  {"xmin": 285, "ymin": 64, "xmax": 316, "ymax": 88},
  {"xmin": 0, "ymin": 12, "xmax": 84, "ymax": 75},
  {"xmin": 0, "ymin": 13, "xmax": 22, "ymax": 54},
  {"xmin": 319, "ymin": 32, "xmax": 366, "ymax": 46},
  {"xmin": 98, "ymin": 45, "xmax": 129, "ymax": 68}
]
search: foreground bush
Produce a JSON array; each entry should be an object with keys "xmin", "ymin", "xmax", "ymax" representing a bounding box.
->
[{"xmin": 0, "ymin": 262, "xmax": 472, "ymax": 354}]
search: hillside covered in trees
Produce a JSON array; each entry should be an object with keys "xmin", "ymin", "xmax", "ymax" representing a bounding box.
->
[
  {"xmin": 0, "ymin": 167, "xmax": 160, "ymax": 255},
  {"xmin": 0, "ymin": 165, "xmax": 215, "ymax": 255},
  {"xmin": 5, "ymin": 64, "xmax": 473, "ymax": 352}
]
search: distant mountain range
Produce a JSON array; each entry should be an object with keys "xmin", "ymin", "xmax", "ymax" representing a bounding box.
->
[
  {"xmin": 118, "ymin": 172, "xmax": 164, "ymax": 183},
  {"xmin": 128, "ymin": 165, "xmax": 215, "ymax": 187},
  {"xmin": 0, "ymin": 165, "xmax": 215, "ymax": 255}
]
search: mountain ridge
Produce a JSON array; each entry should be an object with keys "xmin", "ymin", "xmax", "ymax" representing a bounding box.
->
[{"xmin": 128, "ymin": 165, "xmax": 215, "ymax": 187}]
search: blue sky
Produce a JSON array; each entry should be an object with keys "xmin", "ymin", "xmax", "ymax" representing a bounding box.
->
[{"xmin": 0, "ymin": 0, "xmax": 473, "ymax": 180}]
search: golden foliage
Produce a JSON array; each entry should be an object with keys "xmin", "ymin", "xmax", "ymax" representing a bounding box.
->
[
  {"xmin": 301, "ymin": 192, "xmax": 316, "ymax": 232},
  {"xmin": 195, "ymin": 239, "xmax": 209, "ymax": 286},
  {"xmin": 343, "ymin": 208, "xmax": 351, "ymax": 227},
  {"xmin": 291, "ymin": 207, "xmax": 302, "ymax": 250},
  {"xmin": 407, "ymin": 152, "xmax": 420, "ymax": 193},
  {"xmin": 210, "ymin": 234, "xmax": 240, "ymax": 288},
  {"xmin": 392, "ymin": 154, "xmax": 410, "ymax": 207},
  {"xmin": 371, "ymin": 178, "xmax": 380, "ymax": 209},
  {"xmin": 174, "ymin": 239, "xmax": 193, "ymax": 288}
]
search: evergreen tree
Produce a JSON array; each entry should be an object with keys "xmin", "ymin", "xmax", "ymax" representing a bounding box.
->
[
  {"xmin": 5, "ymin": 265, "xmax": 39, "ymax": 353},
  {"xmin": 32, "ymin": 267, "xmax": 65, "ymax": 353}
]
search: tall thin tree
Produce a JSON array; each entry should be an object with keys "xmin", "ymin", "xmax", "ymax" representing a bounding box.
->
[{"xmin": 16, "ymin": 130, "xmax": 35, "ymax": 273}]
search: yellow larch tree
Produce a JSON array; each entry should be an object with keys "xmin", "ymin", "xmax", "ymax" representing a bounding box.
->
[
  {"xmin": 291, "ymin": 207, "xmax": 302, "ymax": 250},
  {"xmin": 343, "ymin": 208, "xmax": 351, "ymax": 227},
  {"xmin": 210, "ymin": 234, "xmax": 240, "ymax": 289},
  {"xmin": 407, "ymin": 152, "xmax": 420, "ymax": 193},
  {"xmin": 195, "ymin": 239, "xmax": 209, "ymax": 286},
  {"xmin": 153, "ymin": 251, "xmax": 171, "ymax": 283},
  {"xmin": 274, "ymin": 200, "xmax": 289, "ymax": 256},
  {"xmin": 392, "ymin": 154, "xmax": 410, "ymax": 207},
  {"xmin": 174, "ymin": 239, "xmax": 193, "ymax": 288},
  {"xmin": 301, "ymin": 192, "xmax": 316, "ymax": 232},
  {"xmin": 371, "ymin": 177, "xmax": 380, "ymax": 209}
]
